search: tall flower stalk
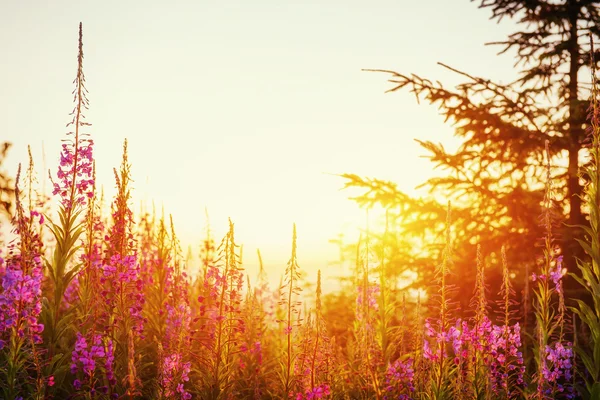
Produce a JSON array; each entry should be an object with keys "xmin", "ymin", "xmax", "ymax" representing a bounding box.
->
[
  {"xmin": 489, "ymin": 246, "xmax": 524, "ymax": 399},
  {"xmin": 69, "ymin": 160, "xmax": 120, "ymax": 399},
  {"xmin": 378, "ymin": 209, "xmax": 391, "ymax": 366},
  {"xmin": 295, "ymin": 270, "xmax": 332, "ymax": 400},
  {"xmin": 280, "ymin": 224, "xmax": 303, "ymax": 398},
  {"xmin": 571, "ymin": 37, "xmax": 600, "ymax": 398},
  {"xmin": 194, "ymin": 219, "xmax": 244, "ymax": 399},
  {"xmin": 424, "ymin": 202, "xmax": 455, "ymax": 400},
  {"xmin": 100, "ymin": 140, "xmax": 144, "ymax": 398},
  {"xmin": 44, "ymin": 22, "xmax": 95, "ymax": 364},
  {"xmin": 158, "ymin": 219, "xmax": 192, "ymax": 400},
  {"xmin": 532, "ymin": 141, "xmax": 574, "ymax": 399},
  {"xmin": 0, "ymin": 166, "xmax": 45, "ymax": 398},
  {"xmin": 469, "ymin": 244, "xmax": 489, "ymax": 398},
  {"xmin": 353, "ymin": 215, "xmax": 383, "ymax": 399}
]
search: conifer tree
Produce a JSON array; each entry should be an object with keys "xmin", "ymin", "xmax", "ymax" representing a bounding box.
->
[{"xmin": 346, "ymin": 0, "xmax": 600, "ymax": 302}]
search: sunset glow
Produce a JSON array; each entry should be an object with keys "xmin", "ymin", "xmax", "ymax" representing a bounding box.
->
[
  {"xmin": 1, "ymin": 1, "xmax": 508, "ymax": 283},
  {"xmin": 1, "ymin": 1, "xmax": 597, "ymax": 399}
]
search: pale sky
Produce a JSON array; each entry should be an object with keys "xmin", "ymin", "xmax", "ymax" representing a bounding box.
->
[{"xmin": 0, "ymin": 1, "xmax": 519, "ymax": 286}]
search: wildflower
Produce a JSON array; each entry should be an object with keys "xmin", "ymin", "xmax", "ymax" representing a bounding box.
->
[
  {"xmin": 100, "ymin": 254, "xmax": 145, "ymax": 334},
  {"xmin": 296, "ymin": 384, "xmax": 331, "ymax": 399},
  {"xmin": 423, "ymin": 339, "xmax": 440, "ymax": 362},
  {"xmin": 541, "ymin": 341, "xmax": 575, "ymax": 398},
  {"xmin": 356, "ymin": 283, "xmax": 380, "ymax": 312},
  {"xmin": 0, "ymin": 255, "xmax": 44, "ymax": 342},
  {"xmin": 161, "ymin": 353, "xmax": 192, "ymax": 399},
  {"xmin": 52, "ymin": 141, "xmax": 94, "ymax": 211},
  {"xmin": 549, "ymin": 256, "xmax": 566, "ymax": 292},
  {"xmin": 71, "ymin": 333, "xmax": 116, "ymax": 393},
  {"xmin": 532, "ymin": 273, "xmax": 547, "ymax": 282},
  {"xmin": 0, "ymin": 193, "xmax": 45, "ymax": 347},
  {"xmin": 105, "ymin": 339, "xmax": 116, "ymax": 386},
  {"xmin": 488, "ymin": 322, "xmax": 525, "ymax": 394},
  {"xmin": 51, "ymin": 24, "xmax": 94, "ymax": 213},
  {"xmin": 384, "ymin": 358, "xmax": 415, "ymax": 399}
]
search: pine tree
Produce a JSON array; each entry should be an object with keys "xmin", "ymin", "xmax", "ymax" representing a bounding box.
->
[{"xmin": 346, "ymin": 0, "xmax": 600, "ymax": 304}]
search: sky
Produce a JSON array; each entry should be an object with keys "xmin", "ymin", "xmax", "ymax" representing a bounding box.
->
[{"xmin": 0, "ymin": 0, "xmax": 520, "ymax": 287}]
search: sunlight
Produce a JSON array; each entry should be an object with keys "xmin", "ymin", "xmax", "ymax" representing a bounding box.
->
[{"xmin": 1, "ymin": 1, "xmax": 597, "ymax": 398}]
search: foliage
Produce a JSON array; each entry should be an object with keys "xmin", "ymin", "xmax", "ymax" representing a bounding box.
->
[{"xmin": 344, "ymin": 0, "xmax": 600, "ymax": 311}]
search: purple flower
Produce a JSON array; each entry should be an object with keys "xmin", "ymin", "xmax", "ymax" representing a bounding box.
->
[
  {"xmin": 71, "ymin": 333, "xmax": 116, "ymax": 392},
  {"xmin": 384, "ymin": 358, "xmax": 415, "ymax": 399},
  {"xmin": 542, "ymin": 341, "xmax": 574, "ymax": 386},
  {"xmin": 52, "ymin": 136, "xmax": 94, "ymax": 212},
  {"xmin": 0, "ymin": 229, "xmax": 44, "ymax": 346}
]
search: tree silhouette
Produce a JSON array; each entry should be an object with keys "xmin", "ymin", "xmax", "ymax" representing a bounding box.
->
[
  {"xmin": 0, "ymin": 142, "xmax": 14, "ymax": 216},
  {"xmin": 344, "ymin": 0, "xmax": 600, "ymax": 312}
]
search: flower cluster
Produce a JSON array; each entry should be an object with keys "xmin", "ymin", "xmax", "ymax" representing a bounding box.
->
[
  {"xmin": 541, "ymin": 342, "xmax": 575, "ymax": 399},
  {"xmin": 53, "ymin": 139, "xmax": 94, "ymax": 211},
  {"xmin": 488, "ymin": 322, "xmax": 525, "ymax": 395},
  {"xmin": 295, "ymin": 383, "xmax": 331, "ymax": 400},
  {"xmin": 199, "ymin": 244, "xmax": 245, "ymax": 333},
  {"xmin": 549, "ymin": 256, "xmax": 566, "ymax": 293},
  {"xmin": 197, "ymin": 262, "xmax": 225, "ymax": 325},
  {"xmin": 161, "ymin": 353, "xmax": 192, "ymax": 400},
  {"xmin": 100, "ymin": 254, "xmax": 145, "ymax": 334},
  {"xmin": 0, "ymin": 210, "xmax": 45, "ymax": 349},
  {"xmin": 422, "ymin": 318, "xmax": 461, "ymax": 362},
  {"xmin": 165, "ymin": 302, "xmax": 191, "ymax": 340},
  {"xmin": 160, "ymin": 271, "xmax": 193, "ymax": 399},
  {"xmin": 384, "ymin": 357, "xmax": 415, "ymax": 399},
  {"xmin": 532, "ymin": 256, "xmax": 566, "ymax": 293},
  {"xmin": 354, "ymin": 279, "xmax": 383, "ymax": 383},
  {"xmin": 71, "ymin": 333, "xmax": 105, "ymax": 375},
  {"xmin": 0, "ymin": 249, "xmax": 5, "ymax": 281},
  {"xmin": 239, "ymin": 341, "xmax": 263, "ymax": 370},
  {"xmin": 71, "ymin": 332, "xmax": 116, "ymax": 396},
  {"xmin": 422, "ymin": 316, "xmax": 525, "ymax": 397},
  {"xmin": 356, "ymin": 283, "xmax": 380, "ymax": 317},
  {"xmin": 0, "ymin": 254, "xmax": 44, "ymax": 348}
]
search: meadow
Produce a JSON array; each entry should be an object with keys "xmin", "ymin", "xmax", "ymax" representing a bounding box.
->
[{"xmin": 2, "ymin": 22, "xmax": 600, "ymax": 400}]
